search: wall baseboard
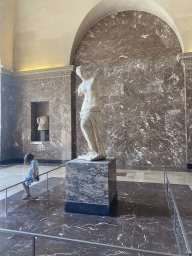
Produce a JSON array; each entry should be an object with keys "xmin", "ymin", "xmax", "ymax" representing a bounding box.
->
[
  {"xmin": 37, "ymin": 159, "xmax": 68, "ymax": 164},
  {"xmin": 0, "ymin": 159, "xmax": 24, "ymax": 164}
]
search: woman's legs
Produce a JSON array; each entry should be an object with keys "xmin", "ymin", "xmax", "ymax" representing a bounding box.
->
[{"xmin": 22, "ymin": 183, "xmax": 31, "ymax": 197}]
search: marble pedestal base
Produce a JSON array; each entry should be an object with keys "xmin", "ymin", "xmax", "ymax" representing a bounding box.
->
[
  {"xmin": 40, "ymin": 130, "xmax": 49, "ymax": 141},
  {"xmin": 65, "ymin": 158, "xmax": 117, "ymax": 216}
]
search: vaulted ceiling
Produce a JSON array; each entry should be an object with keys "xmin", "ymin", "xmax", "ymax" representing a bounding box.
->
[{"xmin": 0, "ymin": 0, "xmax": 191, "ymax": 71}]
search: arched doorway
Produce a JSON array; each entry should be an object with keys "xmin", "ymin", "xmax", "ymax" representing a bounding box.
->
[{"xmin": 72, "ymin": 11, "xmax": 185, "ymax": 168}]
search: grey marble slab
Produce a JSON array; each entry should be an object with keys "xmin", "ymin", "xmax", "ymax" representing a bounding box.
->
[{"xmin": 65, "ymin": 158, "xmax": 116, "ymax": 205}]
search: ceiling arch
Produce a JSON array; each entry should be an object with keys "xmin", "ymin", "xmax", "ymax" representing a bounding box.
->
[{"xmin": 70, "ymin": 0, "xmax": 184, "ymax": 64}]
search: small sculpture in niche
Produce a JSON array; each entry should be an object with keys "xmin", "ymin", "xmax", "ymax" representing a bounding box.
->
[
  {"xmin": 76, "ymin": 66, "xmax": 107, "ymax": 161},
  {"xmin": 37, "ymin": 116, "xmax": 49, "ymax": 131}
]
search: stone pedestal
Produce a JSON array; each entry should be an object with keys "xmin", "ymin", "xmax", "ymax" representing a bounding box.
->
[
  {"xmin": 40, "ymin": 130, "xmax": 46, "ymax": 141},
  {"xmin": 40, "ymin": 130, "xmax": 49, "ymax": 141},
  {"xmin": 65, "ymin": 157, "xmax": 117, "ymax": 216}
]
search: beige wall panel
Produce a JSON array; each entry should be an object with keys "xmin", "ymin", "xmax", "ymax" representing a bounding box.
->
[
  {"xmin": 13, "ymin": 0, "xmax": 100, "ymax": 71},
  {"xmin": 155, "ymin": 0, "xmax": 192, "ymax": 52},
  {"xmin": 13, "ymin": 50, "xmax": 63, "ymax": 72},
  {"xmin": 14, "ymin": 31, "xmax": 36, "ymax": 47},
  {"xmin": 13, "ymin": 34, "xmax": 74, "ymax": 71},
  {"xmin": 0, "ymin": 0, "xmax": 16, "ymax": 70}
]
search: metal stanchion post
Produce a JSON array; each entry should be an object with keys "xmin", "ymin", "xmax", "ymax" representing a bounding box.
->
[
  {"xmin": 174, "ymin": 206, "xmax": 176, "ymax": 234},
  {"xmin": 5, "ymin": 189, "xmax": 7, "ymax": 214},
  {"xmin": 166, "ymin": 180, "xmax": 168, "ymax": 198},
  {"xmin": 46, "ymin": 173, "xmax": 48, "ymax": 196},
  {"xmin": 32, "ymin": 236, "xmax": 35, "ymax": 256}
]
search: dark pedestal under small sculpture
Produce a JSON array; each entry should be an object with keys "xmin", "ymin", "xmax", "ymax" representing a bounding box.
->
[{"xmin": 65, "ymin": 158, "xmax": 117, "ymax": 216}]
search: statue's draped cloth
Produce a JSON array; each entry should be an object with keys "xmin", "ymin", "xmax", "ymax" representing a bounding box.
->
[{"xmin": 80, "ymin": 107, "xmax": 106, "ymax": 156}]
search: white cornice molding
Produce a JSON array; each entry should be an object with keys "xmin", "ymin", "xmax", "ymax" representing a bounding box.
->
[
  {"xmin": 177, "ymin": 53, "xmax": 192, "ymax": 70},
  {"xmin": 14, "ymin": 66, "xmax": 76, "ymax": 80},
  {"xmin": 0, "ymin": 66, "xmax": 76, "ymax": 79}
]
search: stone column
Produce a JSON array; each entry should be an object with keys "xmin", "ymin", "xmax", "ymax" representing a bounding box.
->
[
  {"xmin": 0, "ymin": 66, "xmax": 13, "ymax": 163},
  {"xmin": 177, "ymin": 53, "xmax": 192, "ymax": 168}
]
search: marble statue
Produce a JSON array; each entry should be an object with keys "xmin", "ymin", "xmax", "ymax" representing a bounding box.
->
[
  {"xmin": 37, "ymin": 116, "xmax": 49, "ymax": 130},
  {"xmin": 76, "ymin": 66, "xmax": 107, "ymax": 161}
]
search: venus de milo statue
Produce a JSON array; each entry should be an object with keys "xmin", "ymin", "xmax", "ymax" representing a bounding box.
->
[{"xmin": 76, "ymin": 66, "xmax": 107, "ymax": 161}]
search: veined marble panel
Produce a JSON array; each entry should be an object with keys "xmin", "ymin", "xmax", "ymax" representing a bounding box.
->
[
  {"xmin": 177, "ymin": 53, "xmax": 192, "ymax": 165},
  {"xmin": 65, "ymin": 158, "xmax": 116, "ymax": 205},
  {"xmin": 73, "ymin": 11, "xmax": 185, "ymax": 169},
  {"xmin": 12, "ymin": 67, "xmax": 75, "ymax": 161},
  {"xmin": 0, "ymin": 70, "xmax": 13, "ymax": 161}
]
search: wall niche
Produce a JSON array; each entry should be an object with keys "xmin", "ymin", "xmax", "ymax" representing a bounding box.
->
[{"xmin": 31, "ymin": 102, "xmax": 49, "ymax": 141}]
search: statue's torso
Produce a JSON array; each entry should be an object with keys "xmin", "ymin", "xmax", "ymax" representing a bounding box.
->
[{"xmin": 80, "ymin": 78, "xmax": 101, "ymax": 113}]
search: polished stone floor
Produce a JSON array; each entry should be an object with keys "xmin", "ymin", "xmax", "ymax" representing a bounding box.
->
[
  {"xmin": 0, "ymin": 164, "xmax": 192, "ymax": 200},
  {"xmin": 0, "ymin": 164, "xmax": 66, "ymax": 200},
  {"xmin": 0, "ymin": 164, "xmax": 192, "ymax": 255}
]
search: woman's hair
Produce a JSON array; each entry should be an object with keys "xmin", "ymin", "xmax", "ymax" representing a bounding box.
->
[{"xmin": 24, "ymin": 153, "xmax": 34, "ymax": 164}]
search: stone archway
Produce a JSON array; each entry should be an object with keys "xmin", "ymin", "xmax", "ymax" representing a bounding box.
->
[
  {"xmin": 70, "ymin": 0, "xmax": 183, "ymax": 64},
  {"xmin": 73, "ymin": 11, "xmax": 185, "ymax": 168}
]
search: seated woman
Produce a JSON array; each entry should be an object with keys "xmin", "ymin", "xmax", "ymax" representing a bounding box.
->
[{"xmin": 22, "ymin": 153, "xmax": 39, "ymax": 199}]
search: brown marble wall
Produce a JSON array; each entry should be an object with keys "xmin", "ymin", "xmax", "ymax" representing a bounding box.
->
[
  {"xmin": 12, "ymin": 67, "xmax": 75, "ymax": 161},
  {"xmin": 0, "ymin": 69, "xmax": 13, "ymax": 161},
  {"xmin": 73, "ymin": 11, "xmax": 186, "ymax": 168},
  {"xmin": 186, "ymin": 71, "xmax": 192, "ymax": 164},
  {"xmin": 177, "ymin": 55, "xmax": 192, "ymax": 165}
]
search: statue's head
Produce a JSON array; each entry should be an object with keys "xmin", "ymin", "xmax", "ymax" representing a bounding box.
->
[{"xmin": 76, "ymin": 66, "xmax": 88, "ymax": 80}]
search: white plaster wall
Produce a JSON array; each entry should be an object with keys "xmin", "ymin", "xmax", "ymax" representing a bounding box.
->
[{"xmin": 0, "ymin": 0, "xmax": 16, "ymax": 70}]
